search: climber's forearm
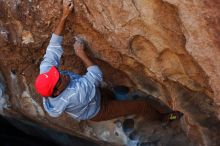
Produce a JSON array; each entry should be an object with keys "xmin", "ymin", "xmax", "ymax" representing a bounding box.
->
[
  {"xmin": 79, "ymin": 55, "xmax": 95, "ymax": 68},
  {"xmin": 54, "ymin": 0, "xmax": 73, "ymax": 36},
  {"xmin": 54, "ymin": 17, "xmax": 67, "ymax": 36}
]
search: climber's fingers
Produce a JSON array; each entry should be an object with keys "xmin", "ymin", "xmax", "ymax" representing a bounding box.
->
[
  {"xmin": 73, "ymin": 36, "xmax": 85, "ymax": 51},
  {"xmin": 74, "ymin": 36, "xmax": 84, "ymax": 44},
  {"xmin": 63, "ymin": 0, "xmax": 73, "ymax": 10},
  {"xmin": 63, "ymin": 0, "xmax": 72, "ymax": 5}
]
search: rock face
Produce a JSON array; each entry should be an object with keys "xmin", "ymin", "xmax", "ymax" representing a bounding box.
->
[{"xmin": 0, "ymin": 0, "xmax": 219, "ymax": 146}]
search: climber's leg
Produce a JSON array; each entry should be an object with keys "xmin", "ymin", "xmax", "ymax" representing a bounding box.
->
[
  {"xmin": 90, "ymin": 95, "xmax": 161, "ymax": 121},
  {"xmin": 90, "ymin": 88, "xmax": 183, "ymax": 122}
]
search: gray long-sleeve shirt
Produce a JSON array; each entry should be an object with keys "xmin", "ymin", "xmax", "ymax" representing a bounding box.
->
[{"xmin": 40, "ymin": 34, "xmax": 103, "ymax": 120}]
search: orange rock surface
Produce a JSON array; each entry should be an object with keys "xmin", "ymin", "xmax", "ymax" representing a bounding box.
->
[{"xmin": 0, "ymin": 0, "xmax": 219, "ymax": 146}]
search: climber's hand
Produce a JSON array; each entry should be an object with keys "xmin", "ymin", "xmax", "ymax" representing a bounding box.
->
[
  {"xmin": 62, "ymin": 0, "xmax": 74, "ymax": 19},
  {"xmin": 74, "ymin": 37, "xmax": 87, "ymax": 59},
  {"xmin": 73, "ymin": 37, "xmax": 95, "ymax": 67}
]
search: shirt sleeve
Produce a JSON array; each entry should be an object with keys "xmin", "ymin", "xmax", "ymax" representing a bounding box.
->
[
  {"xmin": 82, "ymin": 65, "xmax": 103, "ymax": 86},
  {"xmin": 43, "ymin": 97, "xmax": 67, "ymax": 118},
  {"xmin": 40, "ymin": 34, "xmax": 64, "ymax": 74}
]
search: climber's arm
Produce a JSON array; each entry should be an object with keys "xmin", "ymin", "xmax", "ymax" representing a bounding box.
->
[
  {"xmin": 39, "ymin": 1, "xmax": 73, "ymax": 74},
  {"xmin": 73, "ymin": 37, "xmax": 95, "ymax": 68},
  {"xmin": 54, "ymin": 0, "xmax": 73, "ymax": 36},
  {"xmin": 78, "ymin": 52, "xmax": 95, "ymax": 68},
  {"xmin": 74, "ymin": 37, "xmax": 103, "ymax": 86}
]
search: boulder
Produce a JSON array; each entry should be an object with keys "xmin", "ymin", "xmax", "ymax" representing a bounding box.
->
[{"xmin": 0, "ymin": 0, "xmax": 219, "ymax": 145}]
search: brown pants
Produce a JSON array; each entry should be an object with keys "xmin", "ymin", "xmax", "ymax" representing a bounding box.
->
[{"xmin": 90, "ymin": 89, "xmax": 162, "ymax": 121}]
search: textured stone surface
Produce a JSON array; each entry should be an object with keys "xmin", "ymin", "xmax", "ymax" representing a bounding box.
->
[{"xmin": 0, "ymin": 0, "xmax": 219, "ymax": 146}]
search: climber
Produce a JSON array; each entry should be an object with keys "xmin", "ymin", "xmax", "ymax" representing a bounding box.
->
[{"xmin": 35, "ymin": 0, "xmax": 183, "ymax": 122}]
